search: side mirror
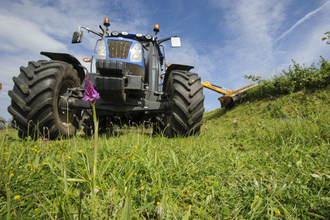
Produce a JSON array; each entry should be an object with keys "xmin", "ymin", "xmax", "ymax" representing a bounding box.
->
[
  {"xmin": 171, "ymin": 37, "xmax": 181, "ymax": 47},
  {"xmin": 72, "ymin": 31, "xmax": 83, "ymax": 44}
]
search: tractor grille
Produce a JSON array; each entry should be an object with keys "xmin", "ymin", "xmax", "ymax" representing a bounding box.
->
[{"xmin": 107, "ymin": 40, "xmax": 132, "ymax": 59}]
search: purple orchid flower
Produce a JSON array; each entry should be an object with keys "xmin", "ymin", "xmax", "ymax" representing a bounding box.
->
[{"xmin": 84, "ymin": 78, "xmax": 100, "ymax": 103}]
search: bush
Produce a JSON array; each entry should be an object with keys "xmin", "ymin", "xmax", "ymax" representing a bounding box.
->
[{"xmin": 244, "ymin": 57, "xmax": 330, "ymax": 100}]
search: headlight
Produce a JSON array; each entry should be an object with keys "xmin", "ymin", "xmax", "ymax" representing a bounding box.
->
[
  {"xmin": 122, "ymin": 31, "xmax": 128, "ymax": 36},
  {"xmin": 130, "ymin": 42, "xmax": 142, "ymax": 62},
  {"xmin": 96, "ymin": 40, "xmax": 106, "ymax": 59},
  {"xmin": 145, "ymin": 34, "xmax": 152, "ymax": 40},
  {"xmin": 111, "ymin": 31, "xmax": 119, "ymax": 36},
  {"xmin": 136, "ymin": 33, "xmax": 143, "ymax": 38}
]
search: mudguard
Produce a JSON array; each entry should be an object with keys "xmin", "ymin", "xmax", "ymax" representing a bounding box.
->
[
  {"xmin": 163, "ymin": 64, "xmax": 194, "ymax": 91},
  {"xmin": 40, "ymin": 51, "xmax": 85, "ymax": 83}
]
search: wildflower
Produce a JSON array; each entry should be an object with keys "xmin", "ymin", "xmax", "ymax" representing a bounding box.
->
[
  {"xmin": 157, "ymin": 202, "xmax": 160, "ymax": 205},
  {"xmin": 42, "ymin": 138, "xmax": 49, "ymax": 141},
  {"xmin": 14, "ymin": 195, "xmax": 20, "ymax": 200},
  {"xmin": 43, "ymin": 162, "xmax": 47, "ymax": 165},
  {"xmin": 10, "ymin": 173, "xmax": 14, "ymax": 177},
  {"xmin": 83, "ymin": 78, "xmax": 100, "ymax": 103},
  {"xmin": 275, "ymin": 210, "xmax": 280, "ymax": 215}
]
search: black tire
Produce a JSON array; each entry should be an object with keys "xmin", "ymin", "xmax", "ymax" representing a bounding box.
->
[
  {"xmin": 8, "ymin": 60, "xmax": 81, "ymax": 139},
  {"xmin": 82, "ymin": 109, "xmax": 93, "ymax": 136},
  {"xmin": 164, "ymin": 70, "xmax": 205, "ymax": 137}
]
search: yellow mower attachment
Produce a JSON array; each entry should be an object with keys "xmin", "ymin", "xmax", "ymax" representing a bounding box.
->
[{"xmin": 201, "ymin": 81, "xmax": 257, "ymax": 107}]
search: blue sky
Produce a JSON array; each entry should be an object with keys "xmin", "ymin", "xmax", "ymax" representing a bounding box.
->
[{"xmin": 1, "ymin": 0, "xmax": 330, "ymax": 120}]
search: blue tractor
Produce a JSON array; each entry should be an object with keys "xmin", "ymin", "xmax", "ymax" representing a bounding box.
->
[{"xmin": 8, "ymin": 18, "xmax": 204, "ymax": 139}]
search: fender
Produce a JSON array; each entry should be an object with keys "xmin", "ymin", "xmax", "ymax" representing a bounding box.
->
[
  {"xmin": 163, "ymin": 64, "xmax": 194, "ymax": 91},
  {"xmin": 40, "ymin": 52, "xmax": 85, "ymax": 83}
]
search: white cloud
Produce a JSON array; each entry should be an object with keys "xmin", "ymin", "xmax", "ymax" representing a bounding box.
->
[
  {"xmin": 275, "ymin": 1, "xmax": 330, "ymax": 42},
  {"xmin": 0, "ymin": 14, "xmax": 67, "ymax": 54}
]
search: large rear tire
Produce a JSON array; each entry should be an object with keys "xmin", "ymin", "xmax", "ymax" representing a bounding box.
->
[
  {"xmin": 8, "ymin": 60, "xmax": 81, "ymax": 139},
  {"xmin": 164, "ymin": 70, "xmax": 204, "ymax": 137}
]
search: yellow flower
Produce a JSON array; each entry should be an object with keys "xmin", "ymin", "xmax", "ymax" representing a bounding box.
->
[
  {"xmin": 14, "ymin": 195, "xmax": 20, "ymax": 200},
  {"xmin": 275, "ymin": 210, "xmax": 280, "ymax": 215},
  {"xmin": 157, "ymin": 202, "xmax": 160, "ymax": 205},
  {"xmin": 68, "ymin": 156, "xmax": 71, "ymax": 159},
  {"xmin": 43, "ymin": 162, "xmax": 47, "ymax": 165},
  {"xmin": 10, "ymin": 173, "xmax": 14, "ymax": 177},
  {"xmin": 141, "ymin": 187, "xmax": 144, "ymax": 190}
]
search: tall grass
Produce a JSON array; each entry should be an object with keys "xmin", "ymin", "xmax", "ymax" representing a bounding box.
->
[{"xmin": 1, "ymin": 57, "xmax": 330, "ymax": 219}]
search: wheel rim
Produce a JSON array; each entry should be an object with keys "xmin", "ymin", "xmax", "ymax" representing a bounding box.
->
[{"xmin": 57, "ymin": 80, "xmax": 76, "ymax": 125}]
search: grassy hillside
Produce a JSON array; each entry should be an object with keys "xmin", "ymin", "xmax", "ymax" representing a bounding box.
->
[{"xmin": 1, "ymin": 58, "xmax": 330, "ymax": 219}]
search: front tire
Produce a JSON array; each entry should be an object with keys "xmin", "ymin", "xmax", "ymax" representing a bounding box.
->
[
  {"xmin": 8, "ymin": 60, "xmax": 81, "ymax": 139},
  {"xmin": 164, "ymin": 70, "xmax": 205, "ymax": 137}
]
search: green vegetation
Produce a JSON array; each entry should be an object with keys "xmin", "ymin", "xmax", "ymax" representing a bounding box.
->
[{"xmin": 1, "ymin": 58, "xmax": 330, "ymax": 219}]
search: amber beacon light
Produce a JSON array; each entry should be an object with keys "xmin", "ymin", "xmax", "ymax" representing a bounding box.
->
[
  {"xmin": 154, "ymin": 24, "xmax": 159, "ymax": 33},
  {"xmin": 103, "ymin": 18, "xmax": 110, "ymax": 27}
]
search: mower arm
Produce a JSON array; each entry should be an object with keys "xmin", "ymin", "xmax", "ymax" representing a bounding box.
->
[
  {"xmin": 201, "ymin": 81, "xmax": 232, "ymax": 95},
  {"xmin": 201, "ymin": 81, "xmax": 257, "ymax": 107}
]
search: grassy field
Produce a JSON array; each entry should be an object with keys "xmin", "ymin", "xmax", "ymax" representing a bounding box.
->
[{"xmin": 1, "ymin": 59, "xmax": 330, "ymax": 219}]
